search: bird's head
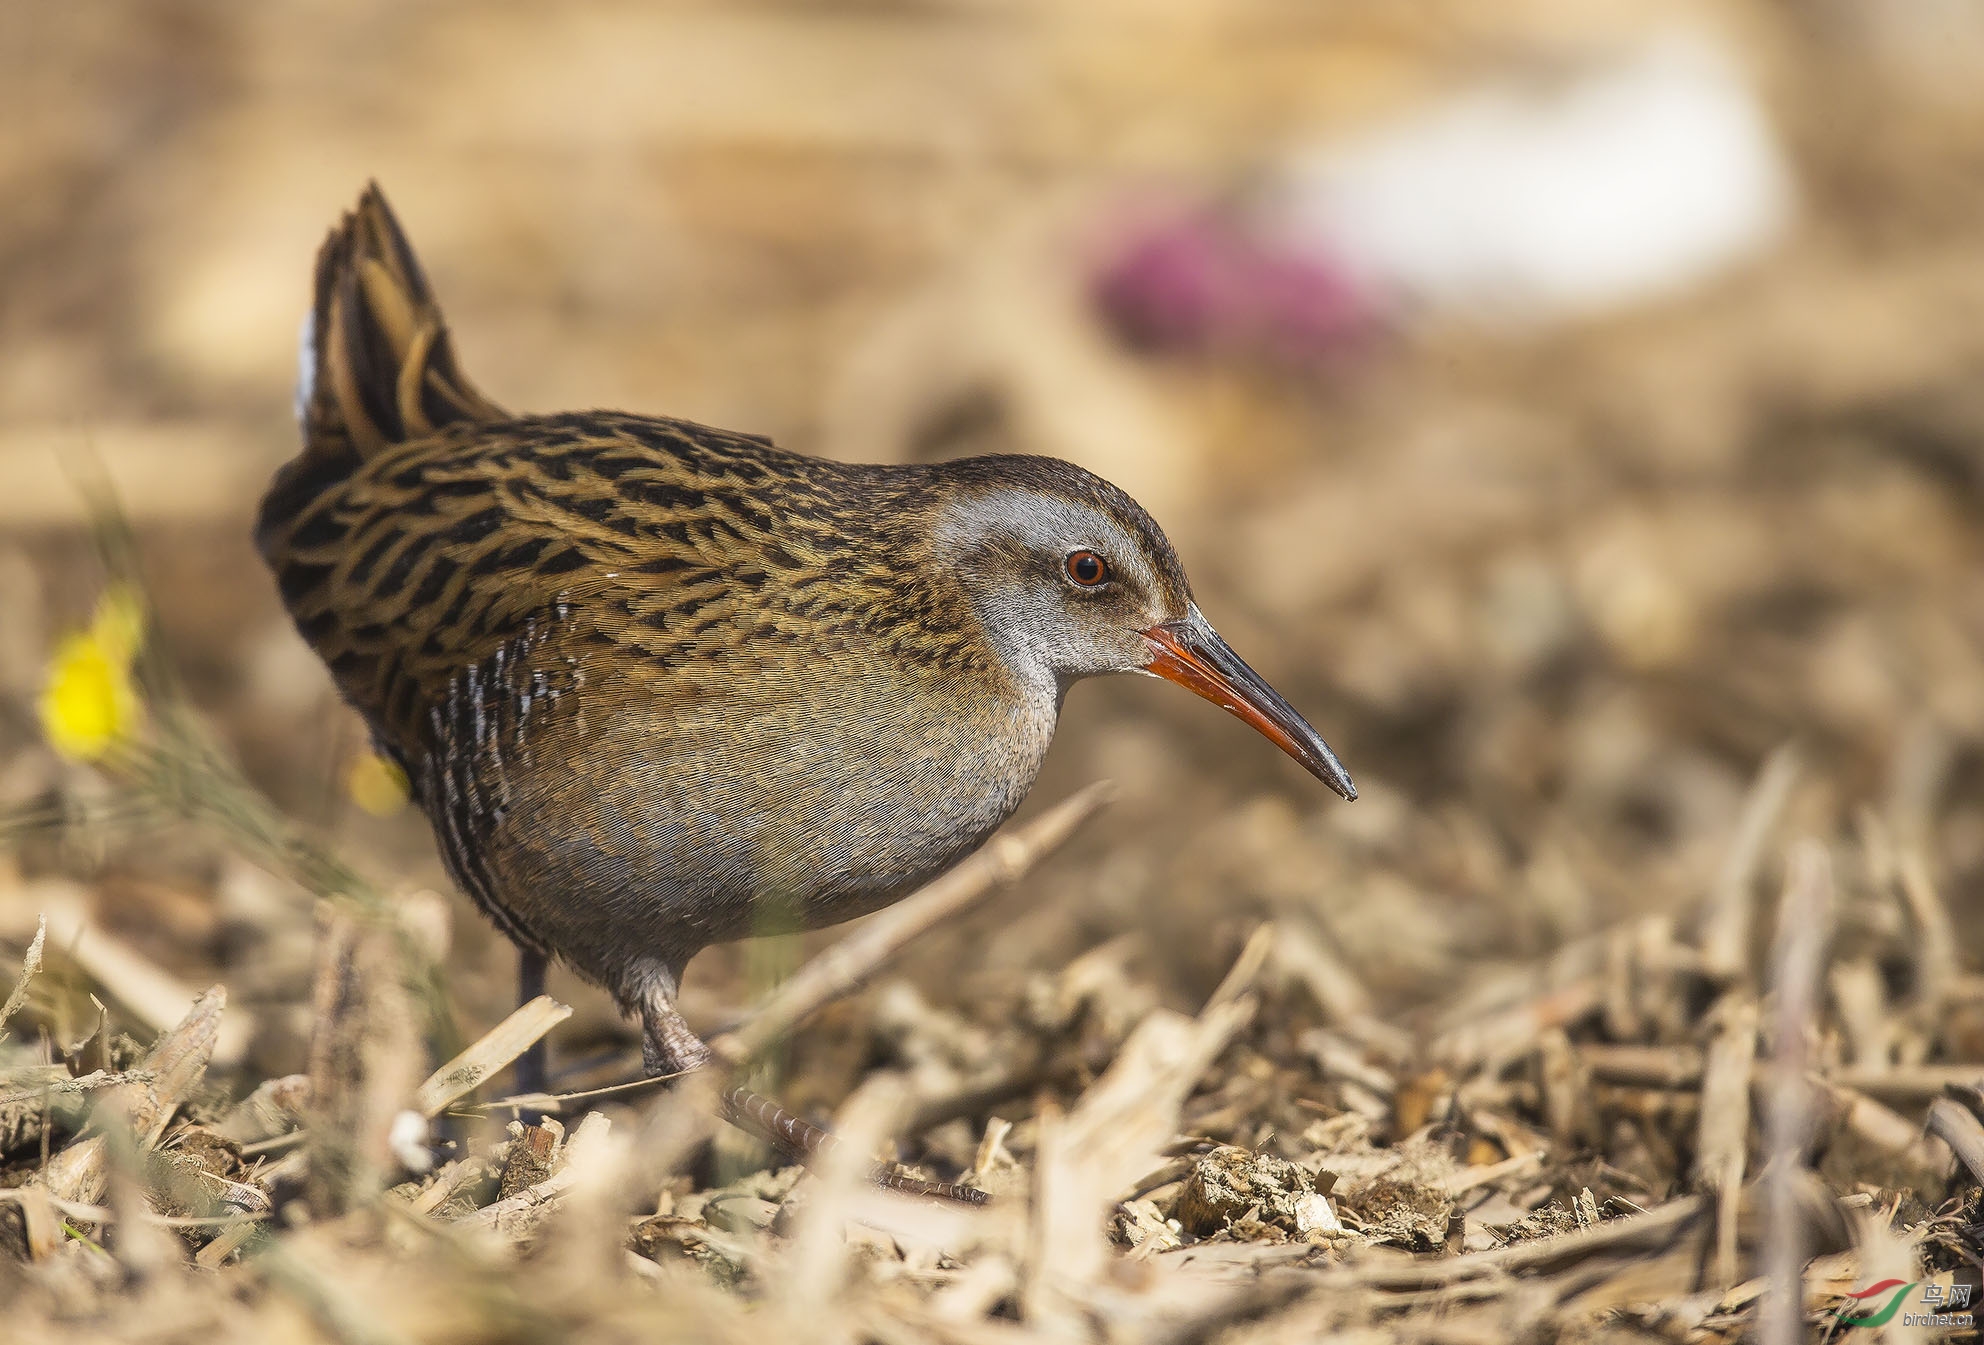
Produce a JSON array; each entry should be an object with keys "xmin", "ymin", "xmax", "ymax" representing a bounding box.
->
[{"xmin": 931, "ymin": 455, "xmax": 1355, "ymax": 800}]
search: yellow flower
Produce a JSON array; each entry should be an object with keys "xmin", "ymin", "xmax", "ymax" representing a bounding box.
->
[
  {"xmin": 347, "ymin": 750, "xmax": 410, "ymax": 816},
  {"xmin": 38, "ymin": 585, "xmax": 146, "ymax": 761}
]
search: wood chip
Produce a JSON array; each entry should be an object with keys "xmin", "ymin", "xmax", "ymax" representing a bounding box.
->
[
  {"xmin": 305, "ymin": 910, "xmax": 422, "ymax": 1218},
  {"xmin": 1761, "ymin": 842, "xmax": 1834, "ymax": 1345},
  {"xmin": 412, "ymin": 995, "xmax": 572, "ymax": 1118},
  {"xmin": 1026, "ymin": 989, "xmax": 1253, "ymax": 1329},
  {"xmin": 0, "ymin": 915, "xmax": 45, "ymax": 1036},
  {"xmin": 1694, "ymin": 993, "xmax": 1759, "ymax": 1287},
  {"xmin": 1926, "ymin": 1097, "xmax": 1984, "ymax": 1187},
  {"xmin": 32, "ymin": 986, "xmax": 226, "ymax": 1207},
  {"xmin": 1700, "ymin": 744, "xmax": 1799, "ymax": 983},
  {"xmin": 459, "ymin": 1111, "xmax": 613, "ymax": 1240}
]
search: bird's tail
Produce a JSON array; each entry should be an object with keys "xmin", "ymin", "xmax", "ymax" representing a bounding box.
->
[{"xmin": 296, "ymin": 182, "xmax": 507, "ymax": 465}]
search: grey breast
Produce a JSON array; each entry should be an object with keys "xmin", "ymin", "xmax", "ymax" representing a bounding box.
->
[{"xmin": 473, "ymin": 649, "xmax": 1059, "ymax": 991}]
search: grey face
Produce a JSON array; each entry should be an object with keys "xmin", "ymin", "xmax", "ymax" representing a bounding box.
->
[
  {"xmin": 936, "ymin": 475, "xmax": 1357, "ymax": 802},
  {"xmin": 939, "ymin": 486, "xmax": 1190, "ymax": 694}
]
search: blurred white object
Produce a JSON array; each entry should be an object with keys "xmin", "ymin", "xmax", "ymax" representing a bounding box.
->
[
  {"xmin": 389, "ymin": 1108, "xmax": 434, "ymax": 1174},
  {"xmin": 1276, "ymin": 33, "xmax": 1794, "ymax": 324},
  {"xmin": 1296, "ymin": 1191, "xmax": 1343, "ymax": 1235}
]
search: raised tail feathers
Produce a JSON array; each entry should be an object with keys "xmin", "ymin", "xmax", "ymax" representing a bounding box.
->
[{"xmin": 297, "ymin": 183, "xmax": 507, "ymax": 464}]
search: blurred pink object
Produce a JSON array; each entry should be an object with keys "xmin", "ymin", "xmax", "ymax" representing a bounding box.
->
[{"xmin": 1090, "ymin": 201, "xmax": 1384, "ymax": 361}]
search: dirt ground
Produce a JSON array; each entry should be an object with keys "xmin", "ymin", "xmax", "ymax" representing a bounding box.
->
[{"xmin": 6, "ymin": 3, "xmax": 1984, "ymax": 1341}]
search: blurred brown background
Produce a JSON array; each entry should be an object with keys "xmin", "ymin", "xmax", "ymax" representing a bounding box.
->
[{"xmin": 4, "ymin": 0, "xmax": 1984, "ymax": 1093}]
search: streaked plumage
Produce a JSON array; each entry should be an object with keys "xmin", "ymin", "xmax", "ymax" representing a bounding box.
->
[{"xmin": 258, "ymin": 186, "xmax": 1353, "ymax": 1127}]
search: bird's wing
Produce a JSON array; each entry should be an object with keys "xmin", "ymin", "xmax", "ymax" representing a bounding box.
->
[{"xmin": 258, "ymin": 411, "xmax": 872, "ymax": 757}]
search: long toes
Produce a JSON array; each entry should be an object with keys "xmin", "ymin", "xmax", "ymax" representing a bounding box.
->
[{"xmin": 874, "ymin": 1165, "xmax": 990, "ymax": 1206}]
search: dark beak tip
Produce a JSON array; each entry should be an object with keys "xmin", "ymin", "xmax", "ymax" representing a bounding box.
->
[{"xmin": 1315, "ymin": 760, "xmax": 1356, "ymax": 801}]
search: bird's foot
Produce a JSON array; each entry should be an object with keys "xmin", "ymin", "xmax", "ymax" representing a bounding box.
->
[
  {"xmin": 720, "ymin": 1084, "xmax": 989, "ymax": 1206},
  {"xmin": 641, "ymin": 978, "xmax": 985, "ymax": 1205}
]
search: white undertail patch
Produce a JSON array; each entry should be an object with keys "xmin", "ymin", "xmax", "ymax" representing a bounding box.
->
[{"xmin": 293, "ymin": 310, "xmax": 315, "ymax": 432}]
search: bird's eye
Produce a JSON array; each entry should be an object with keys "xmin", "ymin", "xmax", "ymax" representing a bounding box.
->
[{"xmin": 1064, "ymin": 550, "xmax": 1109, "ymax": 587}]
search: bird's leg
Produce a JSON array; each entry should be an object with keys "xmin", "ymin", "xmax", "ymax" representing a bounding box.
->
[
  {"xmin": 636, "ymin": 979, "xmax": 987, "ymax": 1205},
  {"xmin": 638, "ymin": 981, "xmax": 713, "ymax": 1076},
  {"xmin": 514, "ymin": 947, "xmax": 549, "ymax": 1099}
]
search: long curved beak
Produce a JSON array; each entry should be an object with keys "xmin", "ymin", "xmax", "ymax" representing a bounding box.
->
[{"xmin": 1141, "ymin": 607, "xmax": 1356, "ymax": 800}]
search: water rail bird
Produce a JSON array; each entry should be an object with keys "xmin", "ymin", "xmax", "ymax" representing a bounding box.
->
[{"xmin": 257, "ymin": 184, "xmax": 1355, "ymax": 1198}]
